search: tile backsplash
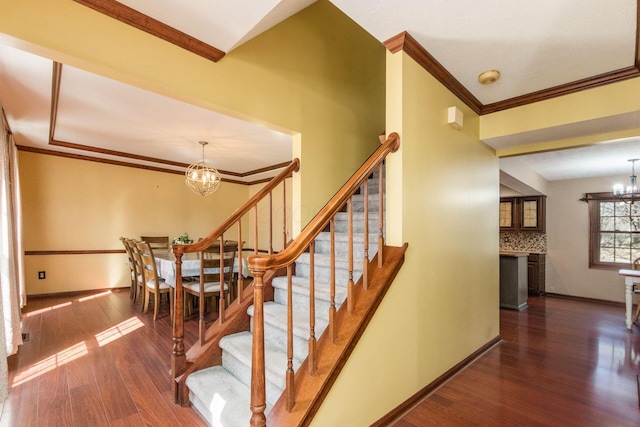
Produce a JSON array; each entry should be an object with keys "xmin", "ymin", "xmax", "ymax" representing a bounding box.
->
[{"xmin": 500, "ymin": 231, "xmax": 547, "ymax": 253}]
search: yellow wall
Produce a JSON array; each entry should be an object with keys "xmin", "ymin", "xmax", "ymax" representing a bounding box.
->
[
  {"xmin": 20, "ymin": 152, "xmax": 248, "ymax": 294},
  {"xmin": 4, "ymin": 0, "xmax": 386, "ymax": 294},
  {"xmin": 0, "ymin": 0, "xmax": 385, "ymax": 231},
  {"xmin": 312, "ymin": 51, "xmax": 500, "ymax": 425}
]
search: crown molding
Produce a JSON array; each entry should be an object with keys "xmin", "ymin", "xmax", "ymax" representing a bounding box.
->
[
  {"xmin": 73, "ymin": 0, "xmax": 225, "ymax": 63},
  {"xmin": 384, "ymin": 21, "xmax": 640, "ymax": 116},
  {"xmin": 17, "ymin": 144, "xmax": 289, "ymax": 185}
]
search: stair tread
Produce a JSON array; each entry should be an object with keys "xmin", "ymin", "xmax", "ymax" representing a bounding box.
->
[
  {"xmin": 186, "ymin": 365, "xmax": 253, "ymax": 427},
  {"xmin": 248, "ymin": 301, "xmax": 329, "ymax": 341},
  {"xmin": 221, "ymin": 331, "xmax": 305, "ymax": 375}
]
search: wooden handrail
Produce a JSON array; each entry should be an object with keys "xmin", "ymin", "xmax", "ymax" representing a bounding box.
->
[
  {"xmin": 248, "ymin": 133, "xmax": 399, "ymax": 274},
  {"xmin": 248, "ymin": 132, "xmax": 399, "ymax": 426}
]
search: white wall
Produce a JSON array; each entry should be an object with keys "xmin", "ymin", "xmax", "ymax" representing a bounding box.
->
[{"xmin": 547, "ymin": 174, "xmax": 630, "ymax": 301}]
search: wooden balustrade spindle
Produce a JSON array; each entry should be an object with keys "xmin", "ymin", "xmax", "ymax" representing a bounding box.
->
[
  {"xmin": 286, "ymin": 264, "xmax": 294, "ymax": 411},
  {"xmin": 308, "ymin": 241, "xmax": 317, "ymax": 375},
  {"xmin": 237, "ymin": 221, "xmax": 244, "ymax": 304},
  {"xmin": 269, "ymin": 192, "xmax": 273, "ymax": 255},
  {"xmin": 347, "ymin": 197, "xmax": 355, "ymax": 315},
  {"xmin": 363, "ymin": 175, "xmax": 369, "ymax": 290},
  {"xmin": 218, "ymin": 235, "xmax": 226, "ymax": 324},
  {"xmin": 283, "ymin": 179, "xmax": 288, "ymax": 249},
  {"xmin": 378, "ymin": 164, "xmax": 384, "ymax": 268},
  {"xmin": 329, "ymin": 218, "xmax": 336, "ymax": 343},
  {"xmin": 250, "ymin": 270, "xmax": 267, "ymax": 427},
  {"xmin": 198, "ymin": 250, "xmax": 206, "ymax": 345},
  {"xmin": 254, "ymin": 205, "xmax": 259, "ymax": 257}
]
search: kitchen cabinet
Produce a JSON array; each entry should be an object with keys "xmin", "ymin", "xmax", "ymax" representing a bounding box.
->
[
  {"xmin": 499, "ymin": 196, "xmax": 546, "ymax": 232},
  {"xmin": 528, "ymin": 253, "xmax": 546, "ymax": 296}
]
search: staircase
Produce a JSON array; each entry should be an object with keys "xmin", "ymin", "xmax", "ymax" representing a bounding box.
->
[{"xmin": 186, "ymin": 171, "xmax": 385, "ymax": 427}]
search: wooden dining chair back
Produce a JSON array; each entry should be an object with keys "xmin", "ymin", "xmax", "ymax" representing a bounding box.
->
[
  {"xmin": 140, "ymin": 236, "xmax": 170, "ymax": 252},
  {"xmin": 183, "ymin": 242, "xmax": 237, "ymax": 316},
  {"xmin": 633, "ymin": 257, "xmax": 640, "ymax": 324},
  {"xmin": 127, "ymin": 239, "xmax": 145, "ymax": 304},
  {"xmin": 135, "ymin": 240, "xmax": 174, "ymax": 321},
  {"xmin": 120, "ymin": 237, "xmax": 137, "ymax": 300}
]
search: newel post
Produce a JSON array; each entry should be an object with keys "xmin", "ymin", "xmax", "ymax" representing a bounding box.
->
[
  {"xmin": 171, "ymin": 250, "xmax": 186, "ymax": 404},
  {"xmin": 250, "ymin": 270, "xmax": 267, "ymax": 427}
]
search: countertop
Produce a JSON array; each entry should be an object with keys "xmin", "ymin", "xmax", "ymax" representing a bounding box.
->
[{"xmin": 500, "ymin": 251, "xmax": 529, "ymax": 257}]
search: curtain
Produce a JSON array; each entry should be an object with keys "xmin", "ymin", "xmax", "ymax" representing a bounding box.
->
[{"xmin": 0, "ymin": 105, "xmax": 26, "ymax": 401}]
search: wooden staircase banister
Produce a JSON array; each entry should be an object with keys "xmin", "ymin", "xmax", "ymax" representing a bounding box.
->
[
  {"xmin": 248, "ymin": 132, "xmax": 399, "ymax": 273},
  {"xmin": 247, "ymin": 132, "xmax": 400, "ymax": 427}
]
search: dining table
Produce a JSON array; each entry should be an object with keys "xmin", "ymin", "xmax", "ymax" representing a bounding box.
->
[
  {"xmin": 155, "ymin": 251, "xmax": 249, "ymax": 286},
  {"xmin": 619, "ymin": 268, "xmax": 640, "ymax": 330}
]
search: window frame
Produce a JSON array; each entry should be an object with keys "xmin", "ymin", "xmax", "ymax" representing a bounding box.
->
[{"xmin": 585, "ymin": 192, "xmax": 640, "ymax": 270}]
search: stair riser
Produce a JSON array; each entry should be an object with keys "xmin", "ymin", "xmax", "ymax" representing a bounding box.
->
[
  {"xmin": 250, "ymin": 320, "xmax": 312, "ymax": 363},
  {"xmin": 273, "ymin": 287, "xmax": 343, "ymax": 323},
  {"xmin": 333, "ymin": 218, "xmax": 383, "ymax": 234},
  {"xmin": 222, "ymin": 351, "xmax": 283, "ymax": 407},
  {"xmin": 313, "ymin": 239, "xmax": 378, "ymax": 259},
  {"xmin": 351, "ymin": 195, "xmax": 384, "ymax": 212},
  {"xmin": 294, "ymin": 263, "xmax": 362, "ymax": 284}
]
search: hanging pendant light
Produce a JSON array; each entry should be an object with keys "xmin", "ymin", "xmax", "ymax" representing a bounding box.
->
[
  {"xmin": 185, "ymin": 141, "xmax": 221, "ymax": 196},
  {"xmin": 613, "ymin": 158, "xmax": 638, "ymax": 205}
]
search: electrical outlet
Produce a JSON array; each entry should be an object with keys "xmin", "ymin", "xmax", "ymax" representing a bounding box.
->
[{"xmin": 38, "ymin": 271, "xmax": 45, "ymax": 280}]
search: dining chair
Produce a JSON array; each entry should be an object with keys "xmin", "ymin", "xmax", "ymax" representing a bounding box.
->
[
  {"xmin": 135, "ymin": 240, "xmax": 174, "ymax": 321},
  {"xmin": 127, "ymin": 239, "xmax": 145, "ymax": 304},
  {"xmin": 140, "ymin": 236, "xmax": 170, "ymax": 253},
  {"xmin": 120, "ymin": 237, "xmax": 137, "ymax": 300},
  {"xmin": 183, "ymin": 242, "xmax": 237, "ymax": 317},
  {"xmin": 632, "ymin": 257, "xmax": 640, "ymax": 324}
]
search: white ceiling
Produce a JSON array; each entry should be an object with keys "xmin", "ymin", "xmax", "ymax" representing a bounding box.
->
[{"xmin": 0, "ymin": 0, "xmax": 639, "ymax": 184}]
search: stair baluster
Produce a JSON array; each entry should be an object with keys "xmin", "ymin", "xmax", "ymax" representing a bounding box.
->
[
  {"xmin": 286, "ymin": 264, "xmax": 294, "ymax": 411},
  {"xmin": 347, "ymin": 197, "xmax": 355, "ymax": 315},
  {"xmin": 308, "ymin": 241, "xmax": 317, "ymax": 375},
  {"xmin": 378, "ymin": 163, "xmax": 385, "ymax": 267},
  {"xmin": 283, "ymin": 181, "xmax": 288, "ymax": 249},
  {"xmin": 363, "ymin": 175, "xmax": 370, "ymax": 290},
  {"xmin": 237, "ymin": 222, "xmax": 244, "ymax": 304},
  {"xmin": 329, "ymin": 217, "xmax": 336, "ymax": 343}
]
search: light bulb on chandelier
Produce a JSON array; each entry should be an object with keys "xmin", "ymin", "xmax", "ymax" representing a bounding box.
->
[
  {"xmin": 613, "ymin": 158, "xmax": 639, "ymax": 205},
  {"xmin": 185, "ymin": 141, "xmax": 221, "ymax": 196}
]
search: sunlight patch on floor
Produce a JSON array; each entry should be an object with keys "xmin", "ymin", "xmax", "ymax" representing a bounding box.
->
[
  {"xmin": 11, "ymin": 341, "xmax": 88, "ymax": 387},
  {"xmin": 77, "ymin": 290, "xmax": 113, "ymax": 302},
  {"xmin": 22, "ymin": 301, "xmax": 72, "ymax": 318},
  {"xmin": 95, "ymin": 316, "xmax": 144, "ymax": 347}
]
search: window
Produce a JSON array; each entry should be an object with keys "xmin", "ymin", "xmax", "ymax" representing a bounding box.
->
[{"xmin": 586, "ymin": 192, "xmax": 640, "ymax": 269}]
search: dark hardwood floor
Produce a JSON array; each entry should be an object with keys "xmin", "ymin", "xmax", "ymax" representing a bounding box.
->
[
  {"xmin": 3, "ymin": 289, "xmax": 640, "ymax": 426},
  {"xmin": 392, "ymin": 295, "xmax": 640, "ymax": 427},
  {"xmin": 1, "ymin": 288, "xmax": 210, "ymax": 427}
]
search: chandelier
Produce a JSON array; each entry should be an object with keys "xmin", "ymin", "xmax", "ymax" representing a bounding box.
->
[
  {"xmin": 613, "ymin": 158, "xmax": 638, "ymax": 205},
  {"xmin": 185, "ymin": 141, "xmax": 221, "ymax": 196}
]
